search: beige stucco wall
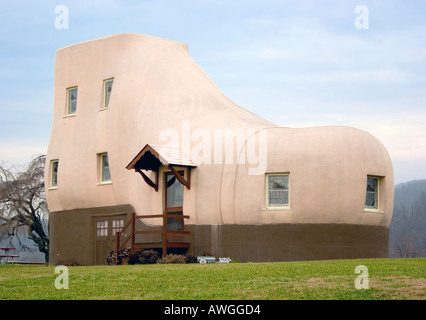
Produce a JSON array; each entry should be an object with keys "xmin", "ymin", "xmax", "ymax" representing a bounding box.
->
[
  {"xmin": 230, "ymin": 126, "xmax": 394, "ymax": 226},
  {"xmin": 45, "ymin": 33, "xmax": 394, "ymax": 230}
]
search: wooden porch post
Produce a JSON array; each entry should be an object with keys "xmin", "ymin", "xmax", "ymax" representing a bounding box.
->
[
  {"xmin": 131, "ymin": 212, "xmax": 136, "ymax": 249},
  {"xmin": 115, "ymin": 232, "xmax": 120, "ymax": 265},
  {"xmin": 162, "ymin": 212, "xmax": 168, "ymax": 257}
]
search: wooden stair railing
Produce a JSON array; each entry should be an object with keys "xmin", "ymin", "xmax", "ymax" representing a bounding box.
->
[{"xmin": 115, "ymin": 212, "xmax": 190, "ymax": 264}]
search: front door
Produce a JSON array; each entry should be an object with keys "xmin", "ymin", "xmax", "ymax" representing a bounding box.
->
[
  {"xmin": 93, "ymin": 215, "xmax": 125, "ymax": 265},
  {"xmin": 165, "ymin": 171, "xmax": 184, "ymax": 231}
]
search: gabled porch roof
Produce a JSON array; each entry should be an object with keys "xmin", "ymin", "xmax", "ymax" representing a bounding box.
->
[
  {"xmin": 126, "ymin": 144, "xmax": 196, "ymax": 191},
  {"xmin": 126, "ymin": 144, "xmax": 197, "ymax": 171}
]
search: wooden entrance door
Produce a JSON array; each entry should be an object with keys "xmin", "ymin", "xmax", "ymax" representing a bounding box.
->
[
  {"xmin": 93, "ymin": 214, "xmax": 125, "ymax": 265},
  {"xmin": 165, "ymin": 171, "xmax": 184, "ymax": 231}
]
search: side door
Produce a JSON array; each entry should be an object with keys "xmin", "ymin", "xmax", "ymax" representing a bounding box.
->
[{"xmin": 93, "ymin": 215, "xmax": 125, "ymax": 265}]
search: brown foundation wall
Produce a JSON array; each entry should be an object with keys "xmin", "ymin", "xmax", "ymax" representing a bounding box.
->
[
  {"xmin": 187, "ymin": 224, "xmax": 389, "ymax": 262},
  {"xmin": 50, "ymin": 206, "xmax": 389, "ymax": 265},
  {"xmin": 49, "ymin": 205, "xmax": 134, "ymax": 265}
]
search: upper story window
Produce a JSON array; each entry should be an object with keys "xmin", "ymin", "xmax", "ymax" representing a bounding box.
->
[
  {"xmin": 365, "ymin": 176, "xmax": 379, "ymax": 210},
  {"xmin": 99, "ymin": 153, "xmax": 111, "ymax": 183},
  {"xmin": 266, "ymin": 173, "xmax": 289, "ymax": 208},
  {"xmin": 103, "ymin": 78, "xmax": 114, "ymax": 109},
  {"xmin": 66, "ymin": 87, "xmax": 78, "ymax": 115},
  {"xmin": 50, "ymin": 160, "xmax": 59, "ymax": 188}
]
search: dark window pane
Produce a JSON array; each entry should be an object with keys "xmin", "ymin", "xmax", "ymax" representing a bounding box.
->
[
  {"xmin": 268, "ymin": 174, "xmax": 289, "ymax": 207},
  {"xmin": 365, "ymin": 177, "xmax": 378, "ymax": 209}
]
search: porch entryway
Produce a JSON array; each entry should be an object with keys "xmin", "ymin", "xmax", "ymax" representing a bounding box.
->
[{"xmin": 112, "ymin": 144, "xmax": 196, "ymax": 263}]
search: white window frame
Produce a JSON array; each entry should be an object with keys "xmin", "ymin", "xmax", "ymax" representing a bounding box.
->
[
  {"xmin": 49, "ymin": 159, "xmax": 59, "ymax": 189},
  {"xmin": 365, "ymin": 176, "xmax": 380, "ymax": 212},
  {"xmin": 66, "ymin": 86, "xmax": 78, "ymax": 115},
  {"xmin": 102, "ymin": 78, "xmax": 114, "ymax": 109},
  {"xmin": 266, "ymin": 173, "xmax": 290, "ymax": 209},
  {"xmin": 98, "ymin": 153, "xmax": 112, "ymax": 184}
]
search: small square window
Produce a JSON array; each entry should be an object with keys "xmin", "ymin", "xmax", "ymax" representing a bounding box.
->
[
  {"xmin": 103, "ymin": 79, "xmax": 113, "ymax": 108},
  {"xmin": 67, "ymin": 87, "xmax": 78, "ymax": 115},
  {"xmin": 99, "ymin": 153, "xmax": 111, "ymax": 183},
  {"xmin": 365, "ymin": 176, "xmax": 379, "ymax": 210},
  {"xmin": 267, "ymin": 174, "xmax": 289, "ymax": 207},
  {"xmin": 51, "ymin": 160, "xmax": 59, "ymax": 188}
]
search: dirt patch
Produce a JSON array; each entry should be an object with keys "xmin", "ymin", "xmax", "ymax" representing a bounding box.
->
[
  {"xmin": 305, "ymin": 276, "xmax": 349, "ymax": 289},
  {"xmin": 303, "ymin": 275, "xmax": 425, "ymax": 299},
  {"xmin": 371, "ymin": 276, "xmax": 426, "ymax": 300}
]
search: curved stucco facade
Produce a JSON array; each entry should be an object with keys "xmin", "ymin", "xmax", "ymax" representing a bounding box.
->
[
  {"xmin": 230, "ymin": 126, "xmax": 393, "ymax": 226},
  {"xmin": 46, "ymin": 34, "xmax": 394, "ymax": 264}
]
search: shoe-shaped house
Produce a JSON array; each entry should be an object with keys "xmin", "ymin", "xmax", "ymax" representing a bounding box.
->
[{"xmin": 46, "ymin": 34, "xmax": 394, "ymax": 265}]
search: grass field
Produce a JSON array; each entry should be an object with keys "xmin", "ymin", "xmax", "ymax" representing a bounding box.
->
[{"xmin": 0, "ymin": 258, "xmax": 424, "ymax": 300}]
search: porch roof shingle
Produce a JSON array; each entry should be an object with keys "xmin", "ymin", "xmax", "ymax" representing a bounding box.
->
[{"xmin": 126, "ymin": 143, "xmax": 197, "ymax": 171}]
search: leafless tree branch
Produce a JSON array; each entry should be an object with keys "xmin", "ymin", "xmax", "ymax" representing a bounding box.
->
[{"xmin": 0, "ymin": 155, "xmax": 49, "ymax": 262}]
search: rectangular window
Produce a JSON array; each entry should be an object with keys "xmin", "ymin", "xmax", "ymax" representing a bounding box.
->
[
  {"xmin": 112, "ymin": 219, "xmax": 124, "ymax": 235},
  {"xmin": 103, "ymin": 79, "xmax": 114, "ymax": 108},
  {"xmin": 67, "ymin": 87, "xmax": 78, "ymax": 115},
  {"xmin": 267, "ymin": 174, "xmax": 289, "ymax": 208},
  {"xmin": 365, "ymin": 176, "xmax": 379, "ymax": 210},
  {"xmin": 100, "ymin": 153, "xmax": 111, "ymax": 183},
  {"xmin": 51, "ymin": 160, "xmax": 59, "ymax": 188},
  {"xmin": 96, "ymin": 221, "xmax": 108, "ymax": 237}
]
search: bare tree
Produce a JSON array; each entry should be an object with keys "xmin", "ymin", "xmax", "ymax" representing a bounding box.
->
[
  {"xmin": 395, "ymin": 238, "xmax": 420, "ymax": 258},
  {"xmin": 389, "ymin": 192, "xmax": 426, "ymax": 258},
  {"xmin": 0, "ymin": 155, "xmax": 49, "ymax": 262}
]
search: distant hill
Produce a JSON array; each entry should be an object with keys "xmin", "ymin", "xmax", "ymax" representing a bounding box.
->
[
  {"xmin": 394, "ymin": 179, "xmax": 426, "ymax": 208},
  {"xmin": 389, "ymin": 179, "xmax": 426, "ymax": 258}
]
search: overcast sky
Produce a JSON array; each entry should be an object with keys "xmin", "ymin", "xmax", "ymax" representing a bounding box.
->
[{"xmin": 0, "ymin": 0, "xmax": 425, "ymax": 184}]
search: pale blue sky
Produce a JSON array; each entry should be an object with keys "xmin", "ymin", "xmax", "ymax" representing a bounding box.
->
[{"xmin": 0, "ymin": 0, "xmax": 425, "ymax": 184}]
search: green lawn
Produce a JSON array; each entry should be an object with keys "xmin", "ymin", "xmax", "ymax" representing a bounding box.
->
[{"xmin": 0, "ymin": 258, "xmax": 424, "ymax": 300}]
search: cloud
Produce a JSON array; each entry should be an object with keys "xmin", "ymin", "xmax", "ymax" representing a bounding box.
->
[
  {"xmin": 0, "ymin": 140, "xmax": 47, "ymax": 167},
  {"xmin": 277, "ymin": 111, "xmax": 426, "ymax": 162},
  {"xmin": 199, "ymin": 2, "xmax": 426, "ymax": 79}
]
